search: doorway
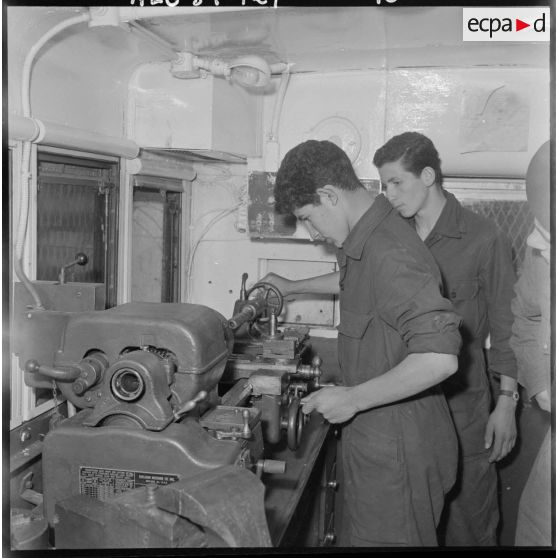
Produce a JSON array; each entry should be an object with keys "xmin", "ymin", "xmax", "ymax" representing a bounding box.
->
[{"xmin": 131, "ymin": 178, "xmax": 182, "ymax": 303}]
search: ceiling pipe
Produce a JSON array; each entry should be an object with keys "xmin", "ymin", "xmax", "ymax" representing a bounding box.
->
[
  {"xmin": 9, "ymin": 114, "xmax": 140, "ymax": 159},
  {"xmin": 88, "ymin": 6, "xmax": 264, "ymax": 28},
  {"xmin": 127, "ymin": 20, "xmax": 179, "ymax": 59}
]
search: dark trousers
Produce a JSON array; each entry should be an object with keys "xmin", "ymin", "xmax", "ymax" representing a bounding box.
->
[
  {"xmin": 339, "ymin": 405, "xmax": 456, "ymax": 547},
  {"xmin": 515, "ymin": 427, "xmax": 552, "ymax": 546},
  {"xmin": 439, "ymin": 448, "xmax": 499, "ymax": 546}
]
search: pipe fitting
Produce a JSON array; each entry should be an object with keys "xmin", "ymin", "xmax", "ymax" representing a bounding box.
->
[{"xmin": 88, "ymin": 7, "xmax": 121, "ymax": 28}]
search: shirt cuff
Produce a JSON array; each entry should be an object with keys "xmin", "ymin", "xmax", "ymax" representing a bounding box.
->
[{"xmin": 407, "ymin": 330, "xmax": 462, "ymax": 355}]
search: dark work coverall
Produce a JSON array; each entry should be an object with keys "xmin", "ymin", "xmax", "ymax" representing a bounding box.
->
[
  {"xmin": 419, "ymin": 192, "xmax": 518, "ymax": 546},
  {"xmin": 337, "ymin": 194, "xmax": 462, "ymax": 547}
]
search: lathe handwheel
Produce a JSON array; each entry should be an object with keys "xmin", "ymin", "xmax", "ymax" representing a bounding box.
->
[
  {"xmin": 245, "ymin": 282, "xmax": 284, "ymax": 318},
  {"xmin": 286, "ymin": 397, "xmax": 304, "ymax": 451}
]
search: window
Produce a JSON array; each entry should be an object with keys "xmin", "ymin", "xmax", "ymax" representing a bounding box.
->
[{"xmin": 36, "ymin": 152, "xmax": 119, "ymax": 307}]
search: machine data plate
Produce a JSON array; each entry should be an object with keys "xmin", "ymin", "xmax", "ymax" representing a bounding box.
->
[{"xmin": 79, "ymin": 466, "xmax": 179, "ymax": 501}]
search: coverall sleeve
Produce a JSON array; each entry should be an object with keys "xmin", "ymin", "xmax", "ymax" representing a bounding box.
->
[
  {"xmin": 375, "ymin": 246, "xmax": 462, "ymax": 356},
  {"xmin": 510, "ymin": 250, "xmax": 551, "ymax": 400},
  {"xmin": 479, "ymin": 231, "xmax": 518, "ymax": 380}
]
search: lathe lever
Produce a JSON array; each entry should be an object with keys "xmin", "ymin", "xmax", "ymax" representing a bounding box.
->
[
  {"xmin": 242, "ymin": 408, "xmax": 252, "ymax": 438},
  {"xmin": 58, "ymin": 252, "xmax": 88, "ymax": 284},
  {"xmin": 25, "ymin": 359, "xmax": 81, "ymax": 382},
  {"xmin": 313, "ymin": 381, "xmax": 338, "ymax": 388},
  {"xmin": 173, "ymin": 390, "xmax": 208, "ymax": 420},
  {"xmin": 214, "ymin": 408, "xmax": 254, "ymax": 440}
]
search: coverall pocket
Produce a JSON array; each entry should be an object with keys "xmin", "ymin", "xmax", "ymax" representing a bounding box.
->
[
  {"xmin": 337, "ymin": 310, "xmax": 378, "ymax": 383},
  {"xmin": 448, "ymin": 279, "xmax": 481, "ymax": 339},
  {"xmin": 449, "ymin": 279, "xmax": 479, "ymax": 301},
  {"xmin": 343, "ymin": 424, "xmax": 409, "ymax": 545},
  {"xmin": 338, "ymin": 309, "xmax": 375, "ymax": 338}
]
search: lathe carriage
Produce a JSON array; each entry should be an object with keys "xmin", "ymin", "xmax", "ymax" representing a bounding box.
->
[{"xmin": 13, "ymin": 277, "xmax": 337, "ymax": 549}]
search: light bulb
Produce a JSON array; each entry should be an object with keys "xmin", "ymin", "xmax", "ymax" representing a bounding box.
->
[
  {"xmin": 229, "ymin": 55, "xmax": 271, "ymax": 89},
  {"xmin": 232, "ymin": 66, "xmax": 261, "ymax": 86}
]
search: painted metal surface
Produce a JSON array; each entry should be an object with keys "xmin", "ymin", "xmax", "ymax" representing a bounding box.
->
[
  {"xmin": 265, "ymin": 70, "xmax": 386, "ymax": 179},
  {"xmin": 128, "ymin": 63, "xmax": 263, "ymax": 155},
  {"xmin": 7, "ymin": 7, "xmax": 163, "ymax": 136},
  {"xmin": 385, "ymin": 67, "xmax": 550, "ymax": 177}
]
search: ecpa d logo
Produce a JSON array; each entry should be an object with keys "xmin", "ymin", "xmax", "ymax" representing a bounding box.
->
[{"xmin": 463, "ymin": 7, "xmax": 549, "ymax": 42}]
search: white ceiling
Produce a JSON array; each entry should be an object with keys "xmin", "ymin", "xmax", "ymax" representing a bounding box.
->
[
  {"xmin": 8, "ymin": 5, "xmax": 549, "ymax": 76},
  {"xmin": 129, "ymin": 6, "xmax": 551, "ymax": 71}
]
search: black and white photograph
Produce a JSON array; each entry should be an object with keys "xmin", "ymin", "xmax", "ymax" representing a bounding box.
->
[{"xmin": 4, "ymin": 0, "xmax": 554, "ymax": 553}]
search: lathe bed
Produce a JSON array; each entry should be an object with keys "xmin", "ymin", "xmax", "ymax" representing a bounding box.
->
[{"xmin": 265, "ymin": 413, "xmax": 336, "ymax": 547}]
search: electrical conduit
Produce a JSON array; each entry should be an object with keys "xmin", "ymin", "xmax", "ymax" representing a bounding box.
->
[{"xmin": 15, "ymin": 13, "xmax": 92, "ymax": 309}]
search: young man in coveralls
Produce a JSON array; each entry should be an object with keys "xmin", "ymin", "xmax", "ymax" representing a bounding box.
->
[
  {"xmin": 270, "ymin": 139, "xmax": 462, "ymax": 546},
  {"xmin": 373, "ymin": 132, "xmax": 519, "ymax": 545}
]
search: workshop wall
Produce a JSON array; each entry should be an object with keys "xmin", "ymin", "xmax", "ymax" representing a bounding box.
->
[
  {"xmin": 186, "ymin": 160, "xmax": 341, "ymax": 329},
  {"xmin": 8, "ymin": 8, "xmax": 135, "ymax": 138},
  {"xmin": 256, "ymin": 68, "xmax": 549, "ymax": 179},
  {"xmin": 187, "ymin": 63, "xmax": 548, "ymax": 325}
]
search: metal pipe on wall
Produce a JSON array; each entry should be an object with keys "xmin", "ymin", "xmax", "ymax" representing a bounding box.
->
[
  {"xmin": 9, "ymin": 114, "xmax": 140, "ymax": 159},
  {"xmin": 15, "ymin": 12, "xmax": 93, "ymax": 311}
]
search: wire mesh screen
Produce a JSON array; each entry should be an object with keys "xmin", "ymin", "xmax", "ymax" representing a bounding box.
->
[
  {"xmin": 37, "ymin": 180, "xmax": 105, "ymax": 283},
  {"xmin": 36, "ymin": 156, "xmax": 112, "ymax": 284},
  {"xmin": 461, "ymin": 199, "xmax": 534, "ymax": 272}
]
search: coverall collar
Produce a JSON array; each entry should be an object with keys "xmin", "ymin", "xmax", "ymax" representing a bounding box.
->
[
  {"xmin": 426, "ymin": 190, "xmax": 467, "ymax": 240},
  {"xmin": 342, "ymin": 193, "xmax": 393, "ymax": 260}
]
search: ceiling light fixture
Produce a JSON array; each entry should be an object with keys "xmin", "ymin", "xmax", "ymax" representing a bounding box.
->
[
  {"xmin": 171, "ymin": 52, "xmax": 275, "ymax": 90},
  {"xmin": 229, "ymin": 55, "xmax": 271, "ymax": 89}
]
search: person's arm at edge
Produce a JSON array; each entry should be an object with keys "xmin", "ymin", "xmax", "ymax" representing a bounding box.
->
[{"xmin": 510, "ymin": 249, "xmax": 551, "ymax": 414}]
